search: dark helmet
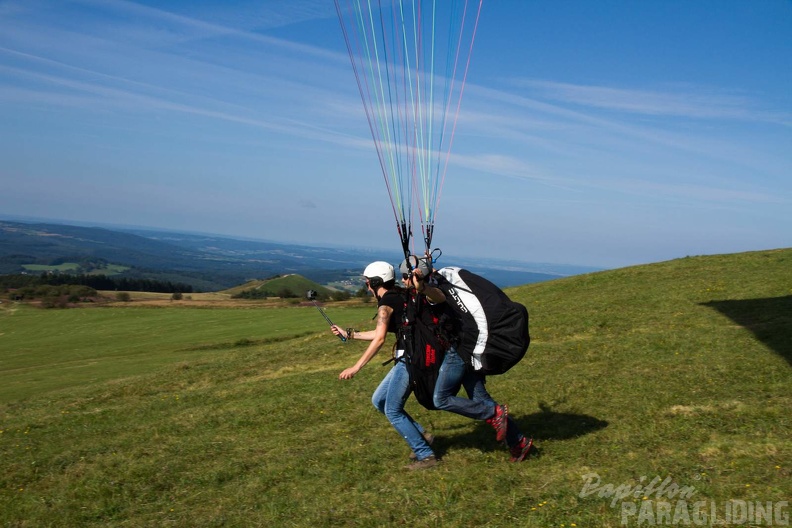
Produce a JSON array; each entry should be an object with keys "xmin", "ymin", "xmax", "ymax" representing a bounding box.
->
[{"xmin": 399, "ymin": 255, "xmax": 431, "ymax": 279}]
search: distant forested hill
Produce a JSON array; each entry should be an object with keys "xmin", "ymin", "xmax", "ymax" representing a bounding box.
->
[{"xmin": 0, "ymin": 220, "xmax": 594, "ymax": 291}]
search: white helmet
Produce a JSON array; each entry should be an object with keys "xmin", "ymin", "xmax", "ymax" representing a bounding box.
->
[{"xmin": 363, "ymin": 261, "xmax": 395, "ymax": 287}]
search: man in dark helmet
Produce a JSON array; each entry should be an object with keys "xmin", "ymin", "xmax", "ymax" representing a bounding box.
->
[
  {"xmin": 400, "ymin": 255, "xmax": 535, "ymax": 463},
  {"xmin": 332, "ymin": 261, "xmax": 438, "ymax": 470}
]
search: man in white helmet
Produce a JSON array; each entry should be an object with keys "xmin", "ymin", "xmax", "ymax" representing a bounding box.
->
[{"xmin": 332, "ymin": 261, "xmax": 440, "ymax": 470}]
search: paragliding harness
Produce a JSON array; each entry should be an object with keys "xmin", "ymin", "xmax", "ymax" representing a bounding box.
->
[
  {"xmin": 393, "ymin": 288, "xmax": 454, "ymax": 411},
  {"xmin": 432, "ymin": 267, "xmax": 530, "ymax": 376}
]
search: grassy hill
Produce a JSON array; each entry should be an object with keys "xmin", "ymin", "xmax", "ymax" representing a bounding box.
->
[
  {"xmin": 0, "ymin": 249, "xmax": 789, "ymax": 527},
  {"xmin": 225, "ymin": 274, "xmax": 335, "ymax": 299}
]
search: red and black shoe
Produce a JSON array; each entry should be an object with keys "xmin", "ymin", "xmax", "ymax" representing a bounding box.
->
[
  {"xmin": 486, "ymin": 404, "xmax": 509, "ymax": 442},
  {"xmin": 509, "ymin": 436, "xmax": 536, "ymax": 462}
]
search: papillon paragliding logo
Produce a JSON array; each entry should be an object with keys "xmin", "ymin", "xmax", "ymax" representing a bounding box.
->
[{"xmin": 334, "ymin": 0, "xmax": 484, "ymax": 261}]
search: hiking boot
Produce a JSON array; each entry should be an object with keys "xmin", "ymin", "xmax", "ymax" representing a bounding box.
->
[
  {"xmin": 509, "ymin": 436, "xmax": 536, "ymax": 462},
  {"xmin": 405, "ymin": 455, "xmax": 439, "ymax": 470},
  {"xmin": 486, "ymin": 404, "xmax": 508, "ymax": 442},
  {"xmin": 409, "ymin": 432, "xmax": 435, "ymax": 460}
]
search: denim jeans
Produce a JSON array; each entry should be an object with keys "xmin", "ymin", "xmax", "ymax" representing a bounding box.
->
[
  {"xmin": 433, "ymin": 347, "xmax": 523, "ymax": 447},
  {"xmin": 371, "ymin": 360, "xmax": 434, "ymax": 461}
]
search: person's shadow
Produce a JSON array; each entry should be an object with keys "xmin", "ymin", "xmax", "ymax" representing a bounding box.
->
[
  {"xmin": 702, "ymin": 295, "xmax": 792, "ymax": 367},
  {"xmin": 433, "ymin": 403, "xmax": 608, "ymax": 457}
]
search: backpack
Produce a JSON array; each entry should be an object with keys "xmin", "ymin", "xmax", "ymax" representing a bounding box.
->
[
  {"xmin": 398, "ymin": 291, "xmax": 453, "ymax": 410},
  {"xmin": 433, "ymin": 267, "xmax": 530, "ymax": 375}
]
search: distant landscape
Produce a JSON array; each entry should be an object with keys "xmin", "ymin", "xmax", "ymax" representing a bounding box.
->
[{"xmin": 0, "ymin": 217, "xmax": 601, "ymax": 291}]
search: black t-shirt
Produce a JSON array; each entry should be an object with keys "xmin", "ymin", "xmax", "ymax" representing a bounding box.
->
[{"xmin": 378, "ymin": 289, "xmax": 405, "ymax": 336}]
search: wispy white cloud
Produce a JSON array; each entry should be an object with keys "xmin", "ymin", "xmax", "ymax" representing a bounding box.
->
[
  {"xmin": 462, "ymin": 81, "xmax": 791, "ymax": 184},
  {"xmin": 448, "ymin": 146, "xmax": 787, "ymax": 207},
  {"xmin": 620, "ymin": 179, "xmax": 785, "ymax": 205},
  {"xmin": 509, "ymin": 79, "xmax": 791, "ymax": 125},
  {"xmin": 0, "ymin": 58, "xmax": 362, "ymax": 153},
  {"xmin": 75, "ymin": 0, "xmax": 336, "ymax": 32},
  {"xmin": 69, "ymin": 0, "xmax": 342, "ymax": 61},
  {"xmin": 314, "ymin": 74, "xmax": 791, "ymax": 208},
  {"xmin": 0, "ymin": 0, "xmax": 356, "ymax": 148}
]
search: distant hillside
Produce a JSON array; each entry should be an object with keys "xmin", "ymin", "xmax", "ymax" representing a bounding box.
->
[
  {"xmin": 0, "ymin": 219, "xmax": 597, "ymax": 291},
  {"xmin": 0, "ymin": 221, "xmax": 369, "ymax": 291},
  {"xmin": 0, "ymin": 221, "xmax": 198, "ymax": 268}
]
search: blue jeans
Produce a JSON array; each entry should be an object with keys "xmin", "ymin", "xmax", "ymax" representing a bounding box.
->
[
  {"xmin": 433, "ymin": 347, "xmax": 523, "ymax": 447},
  {"xmin": 372, "ymin": 360, "xmax": 434, "ymax": 461}
]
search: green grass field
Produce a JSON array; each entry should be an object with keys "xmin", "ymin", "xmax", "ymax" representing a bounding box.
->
[
  {"xmin": 0, "ymin": 303, "xmax": 376, "ymax": 403},
  {"xmin": 1, "ymin": 249, "xmax": 790, "ymax": 527}
]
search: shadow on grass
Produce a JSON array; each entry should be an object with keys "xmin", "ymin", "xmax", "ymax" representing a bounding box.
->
[
  {"xmin": 432, "ymin": 406, "xmax": 608, "ymax": 458},
  {"xmin": 516, "ymin": 406, "xmax": 609, "ymax": 441},
  {"xmin": 702, "ymin": 295, "xmax": 792, "ymax": 367}
]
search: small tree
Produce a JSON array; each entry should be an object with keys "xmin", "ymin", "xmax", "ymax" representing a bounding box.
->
[
  {"xmin": 116, "ymin": 292, "xmax": 131, "ymax": 302},
  {"xmin": 171, "ymin": 291, "xmax": 183, "ymax": 301},
  {"xmin": 277, "ymin": 288, "xmax": 295, "ymax": 298},
  {"xmin": 356, "ymin": 286, "xmax": 371, "ymax": 303},
  {"xmin": 331, "ymin": 290, "xmax": 351, "ymax": 302}
]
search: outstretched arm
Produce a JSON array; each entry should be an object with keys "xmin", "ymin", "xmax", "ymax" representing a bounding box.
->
[
  {"xmin": 339, "ymin": 305, "xmax": 391, "ymax": 380},
  {"xmin": 330, "ymin": 325, "xmax": 376, "ymax": 341}
]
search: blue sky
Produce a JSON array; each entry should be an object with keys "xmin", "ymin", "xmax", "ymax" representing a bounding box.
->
[{"xmin": 1, "ymin": 0, "xmax": 790, "ymax": 269}]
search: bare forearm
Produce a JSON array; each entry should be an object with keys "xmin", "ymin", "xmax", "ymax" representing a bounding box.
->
[
  {"xmin": 353, "ymin": 336, "xmax": 385, "ymax": 369},
  {"xmin": 349, "ymin": 329, "xmax": 376, "ymax": 341},
  {"xmin": 339, "ymin": 304, "xmax": 392, "ymax": 380}
]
